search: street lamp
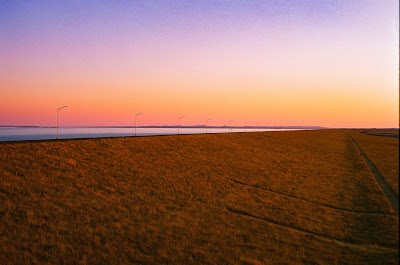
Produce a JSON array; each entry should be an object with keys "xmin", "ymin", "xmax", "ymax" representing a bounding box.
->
[
  {"xmin": 135, "ymin": 112, "xmax": 143, "ymax": 136},
  {"xmin": 206, "ymin": 117, "xmax": 212, "ymax": 134},
  {"xmin": 56, "ymin": 105, "xmax": 67, "ymax": 139},
  {"xmin": 244, "ymin": 121, "xmax": 249, "ymax": 132},
  {"xmin": 229, "ymin": 120, "xmax": 233, "ymax": 133},
  {"xmin": 178, "ymin": 116, "xmax": 185, "ymax": 135}
]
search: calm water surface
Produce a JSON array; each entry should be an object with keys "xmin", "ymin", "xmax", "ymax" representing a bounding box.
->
[{"xmin": 0, "ymin": 127, "xmax": 302, "ymax": 142}]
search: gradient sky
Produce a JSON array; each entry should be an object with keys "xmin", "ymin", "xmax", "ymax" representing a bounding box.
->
[{"xmin": 1, "ymin": 0, "xmax": 398, "ymax": 128}]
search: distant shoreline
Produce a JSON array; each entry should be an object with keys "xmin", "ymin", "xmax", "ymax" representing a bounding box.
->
[
  {"xmin": 0, "ymin": 125, "xmax": 325, "ymax": 129},
  {"xmin": 2, "ymin": 125, "xmax": 398, "ymax": 129}
]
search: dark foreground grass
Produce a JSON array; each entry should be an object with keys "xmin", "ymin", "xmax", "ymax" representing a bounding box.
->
[{"xmin": 0, "ymin": 130, "xmax": 398, "ymax": 264}]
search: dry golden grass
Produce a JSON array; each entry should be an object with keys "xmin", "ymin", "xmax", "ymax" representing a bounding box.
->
[
  {"xmin": 351, "ymin": 129, "xmax": 399, "ymax": 196},
  {"xmin": 0, "ymin": 130, "xmax": 398, "ymax": 264}
]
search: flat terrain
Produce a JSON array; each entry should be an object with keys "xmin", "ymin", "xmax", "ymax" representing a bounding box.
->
[
  {"xmin": 352, "ymin": 130, "xmax": 399, "ymax": 197},
  {"xmin": 360, "ymin": 129, "xmax": 399, "ymax": 139},
  {"xmin": 0, "ymin": 130, "xmax": 398, "ymax": 264}
]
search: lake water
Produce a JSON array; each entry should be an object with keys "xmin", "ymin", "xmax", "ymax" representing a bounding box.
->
[{"xmin": 0, "ymin": 127, "xmax": 304, "ymax": 142}]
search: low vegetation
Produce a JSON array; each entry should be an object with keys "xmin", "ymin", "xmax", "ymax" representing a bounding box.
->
[
  {"xmin": 0, "ymin": 130, "xmax": 398, "ymax": 264},
  {"xmin": 360, "ymin": 129, "xmax": 399, "ymax": 139},
  {"xmin": 351, "ymin": 129, "xmax": 399, "ymax": 196}
]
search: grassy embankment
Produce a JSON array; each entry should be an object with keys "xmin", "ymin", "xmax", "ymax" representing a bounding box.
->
[
  {"xmin": 351, "ymin": 130, "xmax": 399, "ymax": 197},
  {"xmin": 0, "ymin": 130, "xmax": 398, "ymax": 264}
]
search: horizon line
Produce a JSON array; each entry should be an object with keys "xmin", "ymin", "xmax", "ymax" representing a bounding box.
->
[{"xmin": 1, "ymin": 125, "xmax": 398, "ymax": 129}]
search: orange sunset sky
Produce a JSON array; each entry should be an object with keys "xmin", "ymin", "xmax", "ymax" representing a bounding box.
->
[{"xmin": 1, "ymin": 1, "xmax": 398, "ymax": 128}]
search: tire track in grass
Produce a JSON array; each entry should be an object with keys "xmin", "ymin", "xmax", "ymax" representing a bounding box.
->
[
  {"xmin": 226, "ymin": 206, "xmax": 398, "ymax": 250},
  {"xmin": 351, "ymin": 137, "xmax": 399, "ymax": 216},
  {"xmin": 229, "ymin": 178, "xmax": 394, "ymax": 216}
]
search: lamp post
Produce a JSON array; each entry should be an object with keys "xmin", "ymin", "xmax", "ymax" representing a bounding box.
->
[
  {"xmin": 206, "ymin": 117, "xmax": 212, "ymax": 134},
  {"xmin": 229, "ymin": 120, "xmax": 233, "ymax": 133},
  {"xmin": 56, "ymin": 105, "xmax": 67, "ymax": 139},
  {"xmin": 135, "ymin": 112, "xmax": 143, "ymax": 136},
  {"xmin": 178, "ymin": 116, "xmax": 185, "ymax": 135}
]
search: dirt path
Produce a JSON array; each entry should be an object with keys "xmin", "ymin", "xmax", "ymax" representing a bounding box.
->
[{"xmin": 351, "ymin": 136, "xmax": 399, "ymax": 216}]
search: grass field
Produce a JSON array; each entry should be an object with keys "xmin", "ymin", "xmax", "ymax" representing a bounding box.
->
[
  {"xmin": 0, "ymin": 130, "xmax": 398, "ymax": 264},
  {"xmin": 351, "ymin": 130, "xmax": 399, "ymax": 197}
]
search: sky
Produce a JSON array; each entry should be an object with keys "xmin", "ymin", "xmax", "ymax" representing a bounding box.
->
[{"xmin": 0, "ymin": 0, "xmax": 398, "ymax": 128}]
